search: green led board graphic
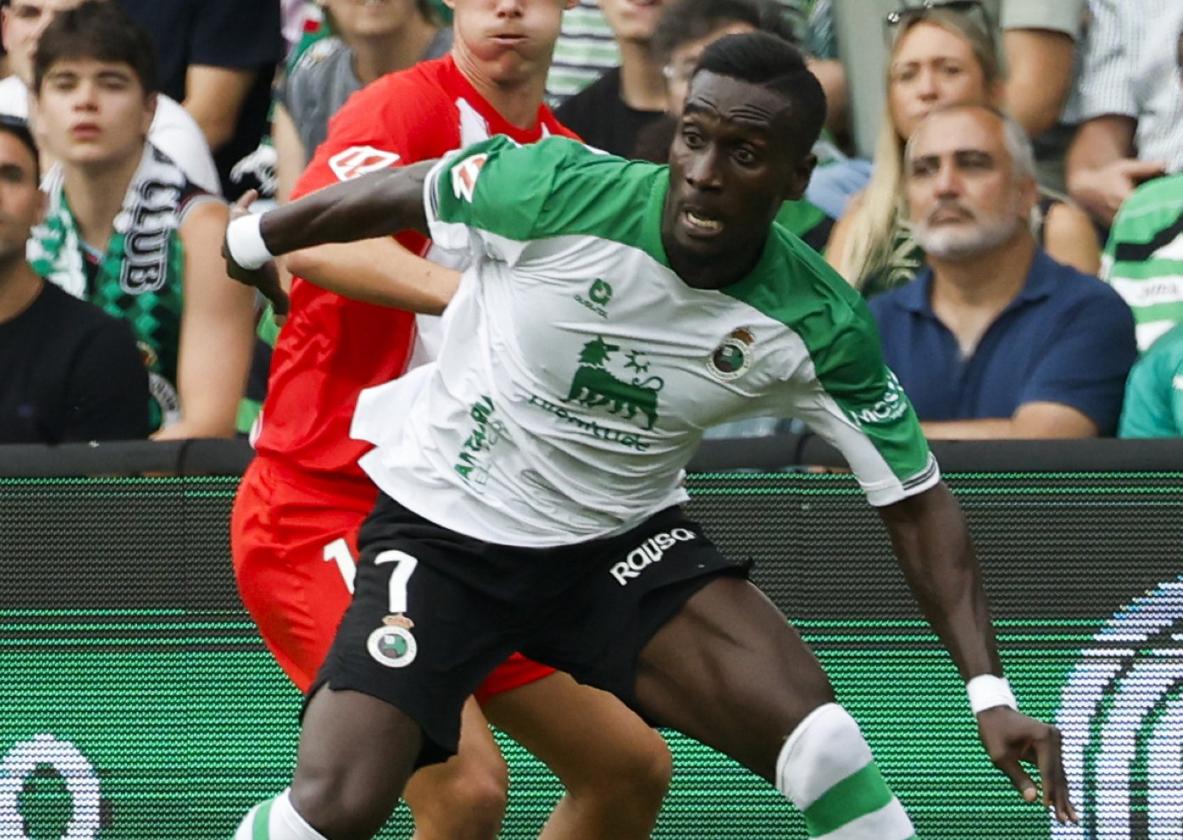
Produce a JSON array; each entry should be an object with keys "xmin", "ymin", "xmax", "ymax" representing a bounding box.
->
[{"xmin": 1, "ymin": 473, "xmax": 1181, "ymax": 838}]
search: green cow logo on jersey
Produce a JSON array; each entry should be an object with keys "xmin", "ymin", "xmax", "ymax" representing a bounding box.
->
[{"xmin": 565, "ymin": 337, "xmax": 664, "ymax": 430}]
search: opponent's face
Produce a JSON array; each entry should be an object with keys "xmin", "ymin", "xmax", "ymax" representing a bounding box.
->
[
  {"xmin": 31, "ymin": 58, "xmax": 154, "ymax": 167},
  {"xmin": 0, "ymin": 132, "xmax": 44, "ymax": 265},
  {"xmin": 599, "ymin": 0, "xmax": 665, "ymax": 45},
  {"xmin": 906, "ymin": 108, "xmax": 1034, "ymax": 262},
  {"xmin": 888, "ymin": 21, "xmax": 992, "ymax": 140},
  {"xmin": 663, "ymin": 21, "xmax": 755, "ymax": 115},
  {"xmin": 664, "ymin": 71, "xmax": 814, "ymax": 275},
  {"xmin": 448, "ymin": 0, "xmax": 575, "ymax": 85},
  {"xmin": 1, "ymin": 0, "xmax": 83, "ymax": 85},
  {"xmin": 321, "ymin": 0, "xmax": 424, "ymax": 41}
]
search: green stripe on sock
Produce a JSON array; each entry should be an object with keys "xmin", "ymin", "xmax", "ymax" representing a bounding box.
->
[
  {"xmin": 802, "ymin": 762, "xmax": 895, "ymax": 837},
  {"xmin": 252, "ymin": 799, "xmax": 274, "ymax": 840}
]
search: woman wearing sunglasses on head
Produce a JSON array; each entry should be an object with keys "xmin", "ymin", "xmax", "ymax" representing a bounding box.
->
[{"xmin": 825, "ymin": 0, "xmax": 1098, "ymax": 296}]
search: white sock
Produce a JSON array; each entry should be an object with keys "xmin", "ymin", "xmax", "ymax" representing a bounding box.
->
[
  {"xmin": 233, "ymin": 789, "xmax": 328, "ymax": 840},
  {"xmin": 776, "ymin": 704, "xmax": 915, "ymax": 839}
]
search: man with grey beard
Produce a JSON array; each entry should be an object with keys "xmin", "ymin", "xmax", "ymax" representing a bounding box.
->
[{"xmin": 868, "ymin": 103, "xmax": 1137, "ymax": 440}]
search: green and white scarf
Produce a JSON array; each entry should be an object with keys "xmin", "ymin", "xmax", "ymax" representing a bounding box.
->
[{"xmin": 29, "ymin": 144, "xmax": 203, "ymax": 431}]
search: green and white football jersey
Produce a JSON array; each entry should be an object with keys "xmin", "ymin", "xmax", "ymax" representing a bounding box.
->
[{"xmin": 351, "ymin": 136, "xmax": 938, "ymax": 546}]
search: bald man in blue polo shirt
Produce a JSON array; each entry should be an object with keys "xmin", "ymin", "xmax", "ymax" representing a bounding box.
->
[{"xmin": 869, "ymin": 104, "xmax": 1136, "ymax": 439}]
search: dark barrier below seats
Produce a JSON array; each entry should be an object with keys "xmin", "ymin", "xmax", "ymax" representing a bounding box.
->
[{"xmin": 1, "ymin": 439, "xmax": 1181, "ymax": 838}]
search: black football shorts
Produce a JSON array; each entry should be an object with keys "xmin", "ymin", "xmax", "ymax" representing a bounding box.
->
[{"xmin": 311, "ymin": 492, "xmax": 748, "ymax": 763}]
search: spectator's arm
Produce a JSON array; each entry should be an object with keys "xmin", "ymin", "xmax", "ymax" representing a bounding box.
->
[
  {"xmin": 284, "ymin": 238, "xmax": 460, "ymax": 315},
  {"xmin": 156, "ymin": 200, "xmax": 256, "ymax": 439},
  {"xmin": 271, "ymin": 102, "xmax": 307, "ymax": 205},
  {"xmin": 61, "ymin": 319, "xmax": 150, "ymax": 442},
  {"xmin": 921, "ymin": 403, "xmax": 1098, "ymax": 440},
  {"xmin": 1002, "ymin": 29, "xmax": 1075, "ymax": 138},
  {"xmin": 183, "ymin": 65, "xmax": 258, "ymax": 152},
  {"xmin": 1066, "ymin": 116, "xmax": 1164, "ymax": 228},
  {"xmin": 1042, "ymin": 202, "xmax": 1102, "ymax": 275}
]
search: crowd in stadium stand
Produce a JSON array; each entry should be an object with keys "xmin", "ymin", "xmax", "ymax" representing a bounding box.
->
[{"xmin": 2, "ymin": 0, "xmax": 1183, "ymax": 446}]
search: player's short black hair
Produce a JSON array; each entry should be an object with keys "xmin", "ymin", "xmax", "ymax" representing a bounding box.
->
[
  {"xmin": 695, "ymin": 31, "xmax": 826, "ymax": 159},
  {"xmin": 0, "ymin": 115, "xmax": 40, "ymax": 181},
  {"xmin": 33, "ymin": 0, "xmax": 158, "ymax": 95},
  {"xmin": 651, "ymin": 0, "xmax": 798, "ymax": 64}
]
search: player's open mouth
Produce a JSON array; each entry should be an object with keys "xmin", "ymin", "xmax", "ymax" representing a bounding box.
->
[{"xmin": 683, "ymin": 209, "xmax": 723, "ymax": 235}]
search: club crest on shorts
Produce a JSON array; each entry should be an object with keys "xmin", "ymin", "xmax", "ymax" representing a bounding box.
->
[
  {"xmin": 708, "ymin": 327, "xmax": 755, "ymax": 381},
  {"xmin": 366, "ymin": 614, "xmax": 418, "ymax": 668}
]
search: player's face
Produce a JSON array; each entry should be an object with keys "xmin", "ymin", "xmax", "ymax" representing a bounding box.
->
[
  {"xmin": 0, "ymin": 132, "xmax": 44, "ymax": 265},
  {"xmin": 448, "ymin": 0, "xmax": 574, "ymax": 86},
  {"xmin": 905, "ymin": 108, "xmax": 1035, "ymax": 261},
  {"xmin": 1, "ymin": 0, "xmax": 83, "ymax": 85},
  {"xmin": 663, "ymin": 71, "xmax": 814, "ymax": 276},
  {"xmin": 322, "ymin": 0, "xmax": 424, "ymax": 40},
  {"xmin": 888, "ymin": 21, "xmax": 992, "ymax": 140},
  {"xmin": 662, "ymin": 21, "xmax": 755, "ymax": 115},
  {"xmin": 31, "ymin": 58, "xmax": 154, "ymax": 168},
  {"xmin": 599, "ymin": 0, "xmax": 665, "ymax": 45}
]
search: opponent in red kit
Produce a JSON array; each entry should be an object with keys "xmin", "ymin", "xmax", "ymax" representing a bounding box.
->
[{"xmin": 231, "ymin": 1, "xmax": 672, "ymax": 837}]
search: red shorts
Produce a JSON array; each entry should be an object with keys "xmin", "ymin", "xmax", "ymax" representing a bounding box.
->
[{"xmin": 231, "ymin": 457, "xmax": 555, "ymax": 696}]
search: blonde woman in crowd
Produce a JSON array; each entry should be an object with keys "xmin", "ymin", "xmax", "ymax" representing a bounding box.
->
[{"xmin": 826, "ymin": 5, "xmax": 1098, "ymax": 296}]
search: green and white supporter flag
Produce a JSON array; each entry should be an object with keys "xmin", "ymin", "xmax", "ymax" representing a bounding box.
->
[
  {"xmin": 352, "ymin": 136, "xmax": 938, "ymax": 547},
  {"xmin": 1101, "ymin": 172, "xmax": 1183, "ymax": 351}
]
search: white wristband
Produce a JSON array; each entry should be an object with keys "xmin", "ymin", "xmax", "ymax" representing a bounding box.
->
[
  {"xmin": 967, "ymin": 674, "xmax": 1018, "ymax": 714},
  {"xmin": 225, "ymin": 214, "xmax": 274, "ymax": 270}
]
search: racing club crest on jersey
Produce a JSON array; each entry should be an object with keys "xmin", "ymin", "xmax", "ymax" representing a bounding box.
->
[{"xmin": 708, "ymin": 328, "xmax": 755, "ymax": 381}]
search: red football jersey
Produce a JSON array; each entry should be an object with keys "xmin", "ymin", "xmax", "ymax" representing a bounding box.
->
[{"xmin": 255, "ymin": 55, "xmax": 578, "ymax": 482}]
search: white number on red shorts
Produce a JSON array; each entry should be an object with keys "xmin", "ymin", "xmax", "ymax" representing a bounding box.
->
[{"xmin": 322, "ymin": 537, "xmax": 357, "ymax": 594}]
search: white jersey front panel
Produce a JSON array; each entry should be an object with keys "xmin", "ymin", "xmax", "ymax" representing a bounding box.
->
[{"xmin": 352, "ymin": 138, "xmax": 938, "ymax": 546}]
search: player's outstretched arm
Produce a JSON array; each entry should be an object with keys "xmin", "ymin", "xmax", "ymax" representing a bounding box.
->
[
  {"xmin": 878, "ymin": 482, "xmax": 1078, "ymax": 824},
  {"xmin": 268, "ymin": 158, "xmax": 436, "ymax": 252},
  {"xmin": 222, "ymin": 160, "xmax": 439, "ymax": 309}
]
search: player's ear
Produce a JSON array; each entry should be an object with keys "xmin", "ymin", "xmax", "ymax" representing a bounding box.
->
[{"xmin": 782, "ymin": 152, "xmax": 816, "ymax": 202}]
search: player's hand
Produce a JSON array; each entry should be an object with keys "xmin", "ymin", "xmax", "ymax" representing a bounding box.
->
[
  {"xmin": 976, "ymin": 706, "xmax": 1078, "ymax": 824},
  {"xmin": 223, "ymin": 189, "xmax": 289, "ymax": 318}
]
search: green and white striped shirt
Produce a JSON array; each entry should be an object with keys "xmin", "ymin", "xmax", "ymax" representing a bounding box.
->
[
  {"xmin": 1101, "ymin": 173, "xmax": 1183, "ymax": 351},
  {"xmin": 352, "ymin": 136, "xmax": 938, "ymax": 546}
]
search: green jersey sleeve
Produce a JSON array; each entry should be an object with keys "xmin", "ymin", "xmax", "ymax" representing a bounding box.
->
[
  {"xmin": 425, "ymin": 135, "xmax": 667, "ymax": 266},
  {"xmin": 791, "ymin": 305, "xmax": 939, "ymax": 506}
]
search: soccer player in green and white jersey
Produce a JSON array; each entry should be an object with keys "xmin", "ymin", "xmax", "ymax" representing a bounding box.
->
[{"xmin": 225, "ymin": 32, "xmax": 1076, "ymax": 840}]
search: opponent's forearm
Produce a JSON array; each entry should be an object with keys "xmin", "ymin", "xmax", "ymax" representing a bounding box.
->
[
  {"xmin": 284, "ymin": 239, "xmax": 459, "ymax": 315},
  {"xmin": 259, "ymin": 159, "xmax": 437, "ymax": 255},
  {"xmin": 880, "ymin": 482, "xmax": 1001, "ymax": 681}
]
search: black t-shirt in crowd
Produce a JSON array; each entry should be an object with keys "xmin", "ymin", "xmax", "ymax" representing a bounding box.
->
[
  {"xmin": 555, "ymin": 67, "xmax": 666, "ymax": 159},
  {"xmin": 0, "ymin": 281, "xmax": 149, "ymax": 444},
  {"xmin": 115, "ymin": 0, "xmax": 283, "ymax": 198}
]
